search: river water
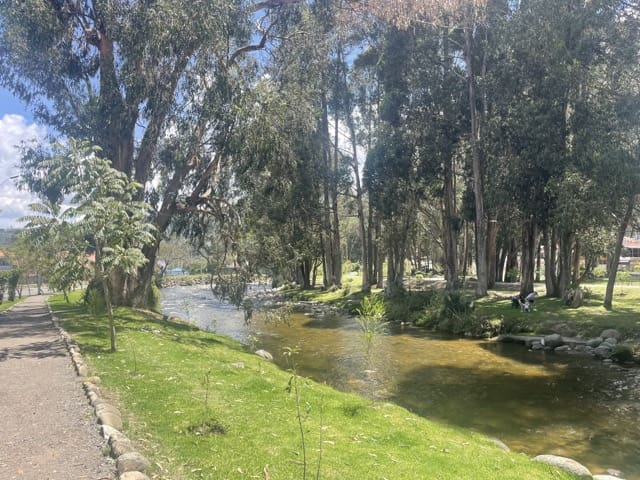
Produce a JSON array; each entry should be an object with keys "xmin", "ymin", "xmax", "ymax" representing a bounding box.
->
[{"xmin": 161, "ymin": 285, "xmax": 640, "ymax": 478}]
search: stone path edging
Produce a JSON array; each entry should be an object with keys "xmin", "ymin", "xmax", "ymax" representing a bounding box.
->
[{"xmin": 47, "ymin": 301, "xmax": 152, "ymax": 480}]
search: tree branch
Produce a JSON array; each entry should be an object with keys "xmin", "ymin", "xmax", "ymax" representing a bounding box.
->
[
  {"xmin": 228, "ymin": 20, "xmax": 276, "ymax": 66},
  {"xmin": 249, "ymin": 0, "xmax": 302, "ymax": 15}
]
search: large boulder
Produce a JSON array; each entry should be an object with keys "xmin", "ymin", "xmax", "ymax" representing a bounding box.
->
[
  {"xmin": 533, "ymin": 455, "xmax": 592, "ymax": 478},
  {"xmin": 542, "ymin": 334, "xmax": 564, "ymax": 349},
  {"xmin": 255, "ymin": 349, "xmax": 274, "ymax": 361},
  {"xmin": 594, "ymin": 345, "xmax": 613, "ymax": 359},
  {"xmin": 551, "ymin": 323, "xmax": 577, "ymax": 337},
  {"xmin": 587, "ymin": 337, "xmax": 603, "ymax": 348},
  {"xmin": 600, "ymin": 329, "xmax": 622, "ymax": 341}
]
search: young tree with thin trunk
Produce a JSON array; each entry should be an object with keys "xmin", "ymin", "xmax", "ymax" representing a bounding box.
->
[{"xmin": 21, "ymin": 140, "xmax": 155, "ymax": 352}]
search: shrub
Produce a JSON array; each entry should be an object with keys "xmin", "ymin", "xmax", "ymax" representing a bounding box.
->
[
  {"xmin": 84, "ymin": 280, "xmax": 106, "ymax": 316},
  {"xmin": 592, "ymin": 266, "xmax": 607, "ymax": 278},
  {"xmin": 414, "ymin": 290, "xmax": 478, "ymax": 335},
  {"xmin": 610, "ymin": 344, "xmax": 635, "ymax": 363},
  {"xmin": 617, "ymin": 271, "xmax": 631, "ymax": 283},
  {"xmin": 500, "ymin": 316, "xmax": 526, "ymax": 334},
  {"xmin": 383, "ymin": 290, "xmax": 438, "ymax": 323},
  {"xmin": 6, "ymin": 271, "xmax": 19, "ymax": 302},
  {"xmin": 0, "ymin": 274, "xmax": 6, "ymax": 304}
]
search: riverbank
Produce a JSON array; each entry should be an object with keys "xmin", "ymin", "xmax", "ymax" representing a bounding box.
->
[
  {"xmin": 280, "ymin": 276, "xmax": 640, "ymax": 364},
  {"xmin": 49, "ymin": 291, "xmax": 579, "ymax": 480}
]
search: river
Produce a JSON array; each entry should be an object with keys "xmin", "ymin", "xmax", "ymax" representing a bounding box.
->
[{"xmin": 161, "ymin": 284, "xmax": 640, "ymax": 479}]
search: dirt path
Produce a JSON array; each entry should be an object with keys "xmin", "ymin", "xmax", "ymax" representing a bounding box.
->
[{"xmin": 0, "ymin": 296, "xmax": 115, "ymax": 480}]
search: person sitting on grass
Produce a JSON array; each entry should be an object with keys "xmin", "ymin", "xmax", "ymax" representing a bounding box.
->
[
  {"xmin": 511, "ymin": 294, "xmax": 524, "ymax": 309},
  {"xmin": 524, "ymin": 291, "xmax": 538, "ymax": 312}
]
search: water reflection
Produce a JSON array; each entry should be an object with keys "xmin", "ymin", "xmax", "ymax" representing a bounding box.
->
[{"xmin": 162, "ymin": 285, "xmax": 640, "ymax": 479}]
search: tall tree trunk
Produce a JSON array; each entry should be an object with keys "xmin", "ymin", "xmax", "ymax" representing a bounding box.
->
[
  {"xmin": 461, "ymin": 221, "xmax": 470, "ymax": 279},
  {"xmin": 486, "ymin": 216, "xmax": 498, "ymax": 289},
  {"xmin": 321, "ymin": 94, "xmax": 336, "ymax": 287},
  {"xmin": 441, "ymin": 24, "xmax": 458, "ymax": 291},
  {"xmin": 375, "ymin": 216, "xmax": 384, "ymax": 289},
  {"xmin": 346, "ymin": 112, "xmax": 370, "ymax": 292},
  {"xmin": 535, "ymin": 240, "xmax": 542, "ymax": 283},
  {"xmin": 386, "ymin": 221, "xmax": 407, "ymax": 295},
  {"xmin": 464, "ymin": 22, "xmax": 487, "ymax": 297},
  {"xmin": 497, "ymin": 243, "xmax": 508, "ymax": 282},
  {"xmin": 332, "ymin": 113, "xmax": 343, "ymax": 286},
  {"xmin": 572, "ymin": 238, "xmax": 581, "ymax": 285},
  {"xmin": 557, "ymin": 231, "xmax": 573, "ymax": 297},
  {"xmin": 505, "ymin": 238, "xmax": 519, "ymax": 282},
  {"xmin": 520, "ymin": 217, "xmax": 537, "ymax": 296},
  {"xmin": 367, "ymin": 207, "xmax": 378, "ymax": 284},
  {"xmin": 442, "ymin": 162, "xmax": 458, "ymax": 290},
  {"xmin": 604, "ymin": 196, "xmax": 636, "ymax": 310},
  {"xmin": 543, "ymin": 226, "xmax": 557, "ymax": 296}
]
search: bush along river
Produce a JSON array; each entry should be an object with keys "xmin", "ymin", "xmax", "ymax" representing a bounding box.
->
[{"xmin": 161, "ymin": 284, "xmax": 640, "ymax": 479}]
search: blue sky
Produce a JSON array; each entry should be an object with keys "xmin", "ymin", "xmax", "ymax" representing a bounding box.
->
[{"xmin": 0, "ymin": 87, "xmax": 43, "ymax": 229}]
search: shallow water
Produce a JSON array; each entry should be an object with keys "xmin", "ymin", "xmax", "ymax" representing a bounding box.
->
[{"xmin": 162, "ymin": 285, "xmax": 640, "ymax": 478}]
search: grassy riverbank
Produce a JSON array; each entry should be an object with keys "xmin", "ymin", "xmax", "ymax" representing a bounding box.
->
[
  {"xmin": 475, "ymin": 280, "xmax": 640, "ymax": 339},
  {"xmin": 50, "ymin": 291, "xmax": 575, "ymax": 480},
  {"xmin": 285, "ymin": 274, "xmax": 640, "ymax": 341}
]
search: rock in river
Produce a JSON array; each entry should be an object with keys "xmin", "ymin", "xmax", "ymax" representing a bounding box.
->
[{"xmin": 542, "ymin": 334, "xmax": 564, "ymax": 349}]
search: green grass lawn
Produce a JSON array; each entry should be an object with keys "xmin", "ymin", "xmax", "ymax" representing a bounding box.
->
[
  {"xmin": 475, "ymin": 280, "xmax": 640, "ymax": 339},
  {"xmin": 50, "ymin": 291, "xmax": 576, "ymax": 480},
  {"xmin": 0, "ymin": 297, "xmax": 24, "ymax": 313}
]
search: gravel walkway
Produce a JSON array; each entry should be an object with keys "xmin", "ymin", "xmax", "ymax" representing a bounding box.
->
[{"xmin": 0, "ymin": 296, "xmax": 115, "ymax": 480}]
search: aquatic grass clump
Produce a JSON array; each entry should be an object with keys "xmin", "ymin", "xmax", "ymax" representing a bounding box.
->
[{"xmin": 355, "ymin": 294, "xmax": 388, "ymax": 356}]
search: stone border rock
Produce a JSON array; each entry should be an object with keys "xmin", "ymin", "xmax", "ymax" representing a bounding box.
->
[
  {"xmin": 47, "ymin": 301, "xmax": 152, "ymax": 480},
  {"xmin": 532, "ymin": 454, "xmax": 629, "ymax": 480}
]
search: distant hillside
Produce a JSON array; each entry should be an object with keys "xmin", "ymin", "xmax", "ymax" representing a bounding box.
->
[{"xmin": 0, "ymin": 229, "xmax": 20, "ymax": 246}]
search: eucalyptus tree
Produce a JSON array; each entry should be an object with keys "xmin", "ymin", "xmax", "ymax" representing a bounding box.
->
[
  {"xmin": 227, "ymin": 8, "xmax": 329, "ymax": 289},
  {"xmin": 0, "ymin": 0, "xmax": 307, "ymax": 306},
  {"xmin": 355, "ymin": 0, "xmax": 492, "ymax": 296},
  {"xmin": 487, "ymin": 0, "xmax": 640, "ymax": 298},
  {"xmin": 328, "ymin": 12, "xmax": 374, "ymax": 292},
  {"xmin": 363, "ymin": 26, "xmax": 423, "ymax": 294}
]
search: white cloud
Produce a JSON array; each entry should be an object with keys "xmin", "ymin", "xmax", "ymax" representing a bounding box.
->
[{"xmin": 0, "ymin": 114, "xmax": 45, "ymax": 228}]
